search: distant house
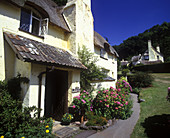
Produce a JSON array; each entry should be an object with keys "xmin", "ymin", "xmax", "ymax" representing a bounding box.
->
[
  {"xmin": 131, "ymin": 40, "xmax": 164, "ymax": 65},
  {"xmin": 121, "ymin": 59, "xmax": 129, "ymax": 67},
  {"xmin": 0, "ymin": 0, "xmax": 118, "ymax": 120}
]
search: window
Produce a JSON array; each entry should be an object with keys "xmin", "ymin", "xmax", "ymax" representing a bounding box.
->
[
  {"xmin": 20, "ymin": 8, "xmax": 48, "ymax": 36},
  {"xmin": 144, "ymin": 55, "xmax": 149, "ymax": 60},
  {"xmin": 157, "ymin": 55, "xmax": 159, "ymax": 60},
  {"xmin": 100, "ymin": 48, "xmax": 107, "ymax": 59}
]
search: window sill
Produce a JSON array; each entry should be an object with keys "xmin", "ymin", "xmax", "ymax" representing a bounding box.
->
[
  {"xmin": 100, "ymin": 56, "xmax": 108, "ymax": 60},
  {"xmin": 19, "ymin": 28, "xmax": 44, "ymax": 39}
]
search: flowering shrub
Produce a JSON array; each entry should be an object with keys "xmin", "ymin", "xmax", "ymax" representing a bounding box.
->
[
  {"xmin": 72, "ymin": 90, "xmax": 93, "ymax": 112},
  {"xmin": 116, "ymin": 77, "xmax": 133, "ymax": 94},
  {"xmin": 71, "ymin": 90, "xmax": 93, "ymax": 122},
  {"xmin": 93, "ymin": 79, "xmax": 133, "ymax": 120},
  {"xmin": 61, "ymin": 113, "xmax": 73, "ymax": 123}
]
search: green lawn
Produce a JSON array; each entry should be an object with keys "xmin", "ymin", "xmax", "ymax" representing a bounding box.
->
[{"xmin": 131, "ymin": 73, "xmax": 170, "ymax": 138}]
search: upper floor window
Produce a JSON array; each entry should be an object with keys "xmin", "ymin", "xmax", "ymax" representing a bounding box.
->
[
  {"xmin": 100, "ymin": 48, "xmax": 107, "ymax": 59},
  {"xmin": 144, "ymin": 55, "xmax": 149, "ymax": 60},
  {"xmin": 19, "ymin": 7, "xmax": 48, "ymax": 36}
]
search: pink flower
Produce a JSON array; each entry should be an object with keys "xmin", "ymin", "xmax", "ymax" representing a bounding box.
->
[
  {"xmin": 123, "ymin": 99, "xmax": 125, "ymax": 101},
  {"xmin": 82, "ymin": 99, "xmax": 86, "ymax": 103},
  {"xmin": 98, "ymin": 91, "xmax": 101, "ymax": 93},
  {"xmin": 86, "ymin": 92, "xmax": 89, "ymax": 95},
  {"xmin": 83, "ymin": 96, "xmax": 85, "ymax": 98},
  {"xmin": 125, "ymin": 102, "xmax": 128, "ymax": 105},
  {"xmin": 100, "ymin": 100, "xmax": 102, "ymax": 103},
  {"xmin": 115, "ymin": 107, "xmax": 118, "ymax": 110},
  {"xmin": 106, "ymin": 105, "xmax": 109, "ymax": 107},
  {"xmin": 79, "ymin": 94, "xmax": 81, "ymax": 96},
  {"xmin": 118, "ymin": 88, "xmax": 121, "ymax": 92},
  {"xmin": 117, "ymin": 101, "xmax": 120, "ymax": 105},
  {"xmin": 111, "ymin": 91, "xmax": 114, "ymax": 95},
  {"xmin": 73, "ymin": 105, "xmax": 76, "ymax": 108},
  {"xmin": 120, "ymin": 104, "xmax": 123, "ymax": 107},
  {"xmin": 104, "ymin": 99, "xmax": 107, "ymax": 101},
  {"xmin": 106, "ymin": 95, "xmax": 109, "ymax": 98},
  {"xmin": 110, "ymin": 86, "xmax": 114, "ymax": 89},
  {"xmin": 106, "ymin": 90, "xmax": 109, "ymax": 92},
  {"xmin": 83, "ymin": 90, "xmax": 86, "ymax": 92}
]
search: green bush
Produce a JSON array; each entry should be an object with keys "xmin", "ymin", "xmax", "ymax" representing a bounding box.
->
[
  {"xmin": 85, "ymin": 112, "xmax": 107, "ymax": 126},
  {"xmin": 128, "ymin": 72, "xmax": 154, "ymax": 88},
  {"xmin": 122, "ymin": 68, "xmax": 129, "ymax": 76},
  {"xmin": 133, "ymin": 62, "xmax": 170, "ymax": 73},
  {"xmin": 0, "ymin": 79, "xmax": 54, "ymax": 138}
]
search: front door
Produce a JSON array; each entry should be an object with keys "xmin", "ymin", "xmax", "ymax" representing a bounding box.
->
[{"xmin": 45, "ymin": 69, "xmax": 68, "ymax": 121}]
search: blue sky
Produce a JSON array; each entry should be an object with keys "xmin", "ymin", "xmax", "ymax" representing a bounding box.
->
[{"xmin": 91, "ymin": 0, "xmax": 170, "ymax": 45}]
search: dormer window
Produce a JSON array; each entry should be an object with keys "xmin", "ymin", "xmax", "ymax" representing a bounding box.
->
[
  {"xmin": 19, "ymin": 7, "xmax": 48, "ymax": 36},
  {"xmin": 100, "ymin": 48, "xmax": 108, "ymax": 59}
]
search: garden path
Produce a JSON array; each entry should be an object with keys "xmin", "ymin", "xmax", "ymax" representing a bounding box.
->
[{"xmin": 87, "ymin": 93, "xmax": 140, "ymax": 138}]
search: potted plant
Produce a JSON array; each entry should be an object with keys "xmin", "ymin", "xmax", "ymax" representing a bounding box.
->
[{"xmin": 61, "ymin": 113, "xmax": 73, "ymax": 125}]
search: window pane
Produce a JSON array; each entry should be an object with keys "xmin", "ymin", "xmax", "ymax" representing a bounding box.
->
[
  {"xmin": 32, "ymin": 18, "xmax": 40, "ymax": 35},
  {"xmin": 20, "ymin": 9, "xmax": 31, "ymax": 32}
]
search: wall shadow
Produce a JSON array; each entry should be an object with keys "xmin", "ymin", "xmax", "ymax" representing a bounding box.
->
[{"xmin": 142, "ymin": 114, "xmax": 170, "ymax": 138}]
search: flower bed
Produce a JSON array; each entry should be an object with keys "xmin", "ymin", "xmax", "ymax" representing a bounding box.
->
[{"xmin": 71, "ymin": 77, "xmax": 133, "ymax": 124}]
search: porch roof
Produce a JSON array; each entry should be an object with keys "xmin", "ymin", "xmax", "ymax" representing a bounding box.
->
[{"xmin": 4, "ymin": 32, "xmax": 87, "ymax": 70}]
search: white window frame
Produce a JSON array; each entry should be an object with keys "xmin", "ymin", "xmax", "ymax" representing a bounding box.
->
[{"xmin": 20, "ymin": 7, "xmax": 48, "ymax": 36}]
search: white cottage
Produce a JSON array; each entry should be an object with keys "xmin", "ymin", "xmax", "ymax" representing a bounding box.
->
[{"xmin": 0, "ymin": 0, "xmax": 118, "ymax": 120}]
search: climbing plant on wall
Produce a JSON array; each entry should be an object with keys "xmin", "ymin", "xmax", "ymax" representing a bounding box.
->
[{"xmin": 78, "ymin": 46, "xmax": 106, "ymax": 92}]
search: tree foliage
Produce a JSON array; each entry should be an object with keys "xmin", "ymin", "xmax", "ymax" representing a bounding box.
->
[
  {"xmin": 114, "ymin": 22, "xmax": 170, "ymax": 62},
  {"xmin": 78, "ymin": 46, "xmax": 106, "ymax": 92}
]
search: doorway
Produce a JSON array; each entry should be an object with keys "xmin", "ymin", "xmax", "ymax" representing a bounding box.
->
[{"xmin": 45, "ymin": 69, "xmax": 68, "ymax": 121}]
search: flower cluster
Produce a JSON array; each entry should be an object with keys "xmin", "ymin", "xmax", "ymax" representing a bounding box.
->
[
  {"xmin": 72, "ymin": 90, "xmax": 93, "ymax": 112},
  {"xmin": 93, "ymin": 86, "xmax": 132, "ymax": 119},
  {"xmin": 61, "ymin": 113, "xmax": 73, "ymax": 123},
  {"xmin": 71, "ymin": 79, "xmax": 133, "ymax": 120},
  {"xmin": 116, "ymin": 78, "xmax": 132, "ymax": 94}
]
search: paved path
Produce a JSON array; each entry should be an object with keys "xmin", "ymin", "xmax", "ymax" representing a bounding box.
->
[{"xmin": 87, "ymin": 93, "xmax": 140, "ymax": 138}]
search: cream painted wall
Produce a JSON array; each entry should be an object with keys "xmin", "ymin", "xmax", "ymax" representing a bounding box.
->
[
  {"xmin": 4, "ymin": 40, "xmax": 15, "ymax": 80},
  {"xmin": 29, "ymin": 64, "xmax": 46, "ymax": 117},
  {"xmin": 94, "ymin": 46, "xmax": 117, "ymax": 89},
  {"xmin": 64, "ymin": 0, "xmax": 94, "ymax": 56},
  {"xmin": 71, "ymin": 70, "xmax": 81, "ymax": 100}
]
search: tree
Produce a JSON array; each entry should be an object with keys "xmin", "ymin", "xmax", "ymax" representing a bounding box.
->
[
  {"xmin": 114, "ymin": 22, "xmax": 170, "ymax": 62},
  {"xmin": 78, "ymin": 46, "xmax": 106, "ymax": 92}
]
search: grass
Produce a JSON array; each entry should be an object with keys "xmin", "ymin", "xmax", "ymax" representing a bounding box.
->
[{"xmin": 131, "ymin": 73, "xmax": 170, "ymax": 138}]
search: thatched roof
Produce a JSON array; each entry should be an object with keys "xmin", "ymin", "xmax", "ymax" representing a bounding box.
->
[
  {"xmin": 94, "ymin": 31, "xmax": 119, "ymax": 57},
  {"xmin": 8, "ymin": 0, "xmax": 70, "ymax": 32}
]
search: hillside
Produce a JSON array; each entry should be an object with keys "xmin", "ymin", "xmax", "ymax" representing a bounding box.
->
[{"xmin": 114, "ymin": 22, "xmax": 170, "ymax": 62}]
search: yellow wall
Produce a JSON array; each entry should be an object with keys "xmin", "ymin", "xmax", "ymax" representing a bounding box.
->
[{"xmin": 64, "ymin": 0, "xmax": 94, "ymax": 55}]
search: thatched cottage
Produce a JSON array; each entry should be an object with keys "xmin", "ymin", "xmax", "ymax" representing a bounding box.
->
[{"xmin": 0, "ymin": 0, "xmax": 118, "ymax": 120}]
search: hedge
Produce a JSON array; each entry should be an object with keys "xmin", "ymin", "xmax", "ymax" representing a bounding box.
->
[{"xmin": 133, "ymin": 62, "xmax": 170, "ymax": 73}]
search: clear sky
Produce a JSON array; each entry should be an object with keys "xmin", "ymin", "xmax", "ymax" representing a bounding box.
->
[{"xmin": 91, "ymin": 0, "xmax": 170, "ymax": 45}]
